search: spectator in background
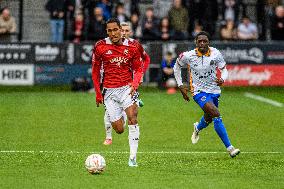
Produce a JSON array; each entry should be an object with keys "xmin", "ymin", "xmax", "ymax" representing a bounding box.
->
[
  {"xmin": 72, "ymin": 12, "xmax": 85, "ymax": 43},
  {"xmin": 199, "ymin": 0, "xmax": 219, "ymax": 38},
  {"xmin": 183, "ymin": 0, "xmax": 195, "ymax": 34},
  {"xmin": 220, "ymin": 19, "xmax": 237, "ymax": 40},
  {"xmin": 82, "ymin": 0, "xmax": 99, "ymax": 19},
  {"xmin": 191, "ymin": 21, "xmax": 203, "ymax": 39},
  {"xmin": 65, "ymin": 0, "xmax": 84, "ymax": 41},
  {"xmin": 130, "ymin": 12, "xmax": 142, "ymax": 39},
  {"xmin": 141, "ymin": 7, "xmax": 159, "ymax": 41},
  {"xmin": 168, "ymin": 0, "xmax": 189, "ymax": 40},
  {"xmin": 158, "ymin": 17, "xmax": 174, "ymax": 41},
  {"xmin": 153, "ymin": 0, "xmax": 172, "ymax": 19},
  {"xmin": 0, "ymin": 7, "xmax": 16, "ymax": 42},
  {"xmin": 96, "ymin": 0, "xmax": 112, "ymax": 21},
  {"xmin": 161, "ymin": 52, "xmax": 176, "ymax": 82},
  {"xmin": 87, "ymin": 7, "xmax": 107, "ymax": 41},
  {"xmin": 221, "ymin": 0, "xmax": 242, "ymax": 23},
  {"xmin": 237, "ymin": 16, "xmax": 258, "ymax": 40},
  {"xmin": 117, "ymin": 0, "xmax": 140, "ymax": 18},
  {"xmin": 45, "ymin": 0, "xmax": 65, "ymax": 43},
  {"xmin": 114, "ymin": 3, "xmax": 129, "ymax": 23},
  {"xmin": 270, "ymin": 5, "xmax": 284, "ymax": 40}
]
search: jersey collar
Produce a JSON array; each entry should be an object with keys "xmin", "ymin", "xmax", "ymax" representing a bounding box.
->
[
  {"xmin": 105, "ymin": 37, "xmax": 129, "ymax": 46},
  {"xmin": 195, "ymin": 48, "xmax": 211, "ymax": 57}
]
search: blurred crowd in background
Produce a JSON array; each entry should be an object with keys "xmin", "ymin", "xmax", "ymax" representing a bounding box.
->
[
  {"xmin": 0, "ymin": 0, "xmax": 283, "ymax": 43},
  {"xmin": 43, "ymin": 0, "xmax": 284, "ymax": 43}
]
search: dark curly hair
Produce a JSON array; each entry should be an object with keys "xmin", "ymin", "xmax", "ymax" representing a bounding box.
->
[{"xmin": 195, "ymin": 31, "xmax": 210, "ymax": 41}]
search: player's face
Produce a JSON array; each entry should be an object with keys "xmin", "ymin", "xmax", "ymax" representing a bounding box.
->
[
  {"xmin": 106, "ymin": 22, "xmax": 122, "ymax": 44},
  {"xmin": 121, "ymin": 25, "xmax": 132, "ymax": 39},
  {"xmin": 196, "ymin": 35, "xmax": 209, "ymax": 53}
]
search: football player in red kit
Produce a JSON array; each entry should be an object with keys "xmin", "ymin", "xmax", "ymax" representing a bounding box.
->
[
  {"xmin": 102, "ymin": 22, "xmax": 151, "ymax": 146},
  {"xmin": 92, "ymin": 18, "xmax": 143, "ymax": 167}
]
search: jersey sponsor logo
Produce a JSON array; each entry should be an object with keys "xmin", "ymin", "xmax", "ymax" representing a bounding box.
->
[
  {"xmin": 106, "ymin": 50, "xmax": 112, "ymax": 55},
  {"xmin": 110, "ymin": 57, "xmax": 129, "ymax": 67}
]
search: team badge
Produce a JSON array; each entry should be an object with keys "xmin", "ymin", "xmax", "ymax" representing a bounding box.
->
[
  {"xmin": 201, "ymin": 96, "xmax": 206, "ymax": 102},
  {"xmin": 124, "ymin": 49, "xmax": 129, "ymax": 55}
]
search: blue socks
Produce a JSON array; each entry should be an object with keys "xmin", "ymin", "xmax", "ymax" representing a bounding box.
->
[
  {"xmin": 213, "ymin": 117, "xmax": 231, "ymax": 148},
  {"xmin": 196, "ymin": 116, "xmax": 209, "ymax": 131},
  {"xmin": 197, "ymin": 116, "xmax": 232, "ymax": 148}
]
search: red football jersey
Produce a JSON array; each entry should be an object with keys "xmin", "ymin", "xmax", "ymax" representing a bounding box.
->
[
  {"xmin": 92, "ymin": 38, "xmax": 143, "ymax": 90},
  {"xmin": 129, "ymin": 38, "xmax": 150, "ymax": 73}
]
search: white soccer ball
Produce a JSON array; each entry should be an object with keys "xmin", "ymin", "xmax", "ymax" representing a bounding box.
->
[
  {"xmin": 166, "ymin": 78, "xmax": 177, "ymax": 88},
  {"xmin": 85, "ymin": 154, "xmax": 106, "ymax": 174}
]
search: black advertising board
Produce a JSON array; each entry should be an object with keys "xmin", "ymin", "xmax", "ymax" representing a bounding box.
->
[
  {"xmin": 74, "ymin": 43, "xmax": 94, "ymax": 64},
  {"xmin": 0, "ymin": 42, "xmax": 284, "ymax": 65},
  {"xmin": 33, "ymin": 43, "xmax": 69, "ymax": 64},
  {"xmin": 213, "ymin": 42, "xmax": 284, "ymax": 64},
  {"xmin": 0, "ymin": 43, "xmax": 33, "ymax": 64}
]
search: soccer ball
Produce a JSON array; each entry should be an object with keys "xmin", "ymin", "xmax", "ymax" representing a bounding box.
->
[
  {"xmin": 166, "ymin": 78, "xmax": 177, "ymax": 88},
  {"xmin": 85, "ymin": 154, "xmax": 106, "ymax": 174}
]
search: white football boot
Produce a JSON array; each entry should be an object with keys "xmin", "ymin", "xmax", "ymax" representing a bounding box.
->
[
  {"xmin": 128, "ymin": 157, "xmax": 138, "ymax": 167},
  {"xmin": 228, "ymin": 147, "xmax": 240, "ymax": 158},
  {"xmin": 191, "ymin": 122, "xmax": 199, "ymax": 144}
]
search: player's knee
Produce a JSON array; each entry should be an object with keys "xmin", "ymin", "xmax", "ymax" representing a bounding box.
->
[
  {"xmin": 205, "ymin": 118, "xmax": 213, "ymax": 123},
  {"xmin": 115, "ymin": 128, "xmax": 124, "ymax": 134},
  {"xmin": 211, "ymin": 110, "xmax": 220, "ymax": 118},
  {"xmin": 113, "ymin": 125, "xmax": 124, "ymax": 134},
  {"xmin": 128, "ymin": 116, "xmax": 137, "ymax": 125},
  {"xmin": 112, "ymin": 122, "xmax": 124, "ymax": 134}
]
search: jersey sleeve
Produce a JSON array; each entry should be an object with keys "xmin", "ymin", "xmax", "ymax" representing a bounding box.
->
[
  {"xmin": 216, "ymin": 50, "xmax": 226, "ymax": 69},
  {"xmin": 174, "ymin": 52, "xmax": 188, "ymax": 87},
  {"xmin": 176, "ymin": 52, "xmax": 188, "ymax": 67},
  {"xmin": 91, "ymin": 43, "xmax": 103, "ymax": 100},
  {"xmin": 142, "ymin": 52, "xmax": 150, "ymax": 73},
  {"xmin": 131, "ymin": 48, "xmax": 143, "ymax": 90},
  {"xmin": 136, "ymin": 41, "xmax": 150, "ymax": 73}
]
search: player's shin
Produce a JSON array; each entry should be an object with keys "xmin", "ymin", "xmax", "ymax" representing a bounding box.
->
[
  {"xmin": 213, "ymin": 117, "xmax": 232, "ymax": 148},
  {"xmin": 104, "ymin": 111, "xmax": 112, "ymax": 139},
  {"xmin": 197, "ymin": 116, "xmax": 209, "ymax": 131},
  {"xmin": 128, "ymin": 124, "xmax": 140, "ymax": 160},
  {"xmin": 122, "ymin": 111, "xmax": 127, "ymax": 128}
]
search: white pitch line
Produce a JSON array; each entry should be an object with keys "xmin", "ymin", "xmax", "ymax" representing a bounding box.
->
[
  {"xmin": 0, "ymin": 150, "xmax": 282, "ymax": 154},
  {"xmin": 244, "ymin": 92, "xmax": 283, "ymax": 107}
]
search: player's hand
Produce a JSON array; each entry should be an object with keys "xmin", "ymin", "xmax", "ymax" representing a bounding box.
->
[
  {"xmin": 179, "ymin": 85, "xmax": 190, "ymax": 102},
  {"xmin": 96, "ymin": 94, "xmax": 103, "ymax": 107},
  {"xmin": 215, "ymin": 78, "xmax": 224, "ymax": 86},
  {"xmin": 129, "ymin": 85, "xmax": 136, "ymax": 97}
]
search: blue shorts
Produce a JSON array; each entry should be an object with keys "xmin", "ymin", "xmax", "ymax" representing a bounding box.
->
[{"xmin": 193, "ymin": 92, "xmax": 220, "ymax": 109}]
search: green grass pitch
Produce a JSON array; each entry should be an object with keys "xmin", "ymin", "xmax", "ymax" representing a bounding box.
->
[{"xmin": 0, "ymin": 87, "xmax": 283, "ymax": 189}]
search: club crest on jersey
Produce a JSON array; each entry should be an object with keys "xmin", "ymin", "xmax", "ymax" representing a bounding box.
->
[
  {"xmin": 110, "ymin": 57, "xmax": 128, "ymax": 67},
  {"xmin": 210, "ymin": 60, "xmax": 216, "ymax": 65},
  {"xmin": 124, "ymin": 49, "xmax": 129, "ymax": 55}
]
